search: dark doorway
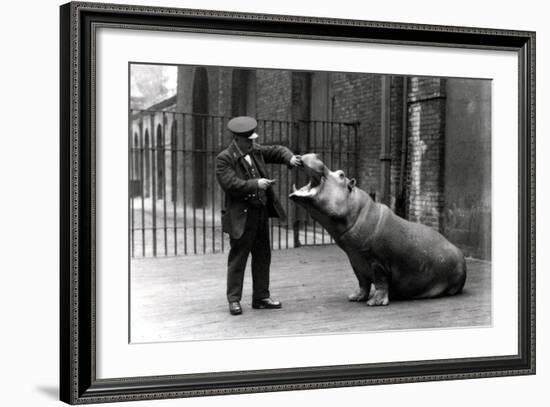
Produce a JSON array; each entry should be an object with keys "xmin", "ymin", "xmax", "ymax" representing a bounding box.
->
[
  {"xmin": 231, "ymin": 69, "xmax": 256, "ymax": 117},
  {"xmin": 171, "ymin": 121, "xmax": 178, "ymax": 202},
  {"xmin": 133, "ymin": 132, "xmax": 140, "ymax": 181},
  {"xmin": 144, "ymin": 129, "xmax": 150, "ymax": 198}
]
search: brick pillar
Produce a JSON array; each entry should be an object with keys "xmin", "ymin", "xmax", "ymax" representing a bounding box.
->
[{"xmin": 406, "ymin": 78, "xmax": 446, "ymax": 231}]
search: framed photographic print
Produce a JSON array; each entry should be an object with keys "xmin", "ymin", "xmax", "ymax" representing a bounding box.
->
[{"xmin": 60, "ymin": 1, "xmax": 535, "ymax": 404}]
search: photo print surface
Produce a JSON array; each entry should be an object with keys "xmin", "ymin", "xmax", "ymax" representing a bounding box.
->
[{"xmin": 129, "ymin": 63, "xmax": 492, "ymax": 344}]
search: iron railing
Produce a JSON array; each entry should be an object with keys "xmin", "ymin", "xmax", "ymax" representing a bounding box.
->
[{"xmin": 129, "ymin": 111, "xmax": 359, "ymax": 257}]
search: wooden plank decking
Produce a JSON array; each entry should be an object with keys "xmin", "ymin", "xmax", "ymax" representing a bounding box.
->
[{"xmin": 130, "ymin": 245, "xmax": 491, "ymax": 343}]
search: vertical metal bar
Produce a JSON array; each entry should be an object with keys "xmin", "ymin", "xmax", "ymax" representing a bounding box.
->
[
  {"xmin": 354, "ymin": 124, "xmax": 359, "ymax": 179},
  {"xmin": 183, "ymin": 114, "xmax": 188, "ymax": 255},
  {"xmin": 292, "ymin": 121, "xmax": 298, "ymax": 248},
  {"xmin": 312, "ymin": 122, "xmax": 316, "ymax": 245},
  {"xmin": 269, "ymin": 120, "xmax": 274, "ymax": 248},
  {"xmin": 330, "ymin": 123, "xmax": 338, "ymax": 170},
  {"xmin": 330, "ymin": 122, "xmax": 335, "ymax": 244},
  {"xmin": 304, "ymin": 218, "xmax": 308, "ymax": 246},
  {"xmin": 139, "ymin": 118, "xmax": 145, "ymax": 256},
  {"xmin": 278, "ymin": 121, "xmax": 282, "ymax": 251},
  {"xmin": 172, "ymin": 113, "xmax": 178, "ymax": 256},
  {"xmin": 347, "ymin": 125, "xmax": 352, "ymax": 181},
  {"xmin": 323, "ymin": 121, "xmax": 326, "ymax": 153},
  {"xmin": 321, "ymin": 121, "xmax": 325, "ymax": 244},
  {"xmin": 130, "ymin": 122, "xmax": 135, "ymax": 258},
  {"xmin": 192, "ymin": 116, "xmax": 197, "ymax": 255},
  {"xmin": 202, "ymin": 115, "xmax": 207, "ymax": 255},
  {"xmin": 286, "ymin": 120, "xmax": 290, "ymax": 249},
  {"xmin": 338, "ymin": 123, "xmax": 343, "ymax": 170},
  {"xmin": 151, "ymin": 114, "xmax": 157, "ymax": 257},
  {"xmin": 220, "ymin": 116, "xmax": 225, "ymax": 253},
  {"xmin": 211, "ymin": 116, "xmax": 216, "ymax": 253},
  {"xmin": 162, "ymin": 112, "xmax": 168, "ymax": 256}
]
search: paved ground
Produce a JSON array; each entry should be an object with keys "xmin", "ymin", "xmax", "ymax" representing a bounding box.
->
[{"xmin": 130, "ymin": 245, "xmax": 491, "ymax": 343}]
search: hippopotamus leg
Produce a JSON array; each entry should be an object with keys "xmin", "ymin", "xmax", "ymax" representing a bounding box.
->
[
  {"xmin": 346, "ymin": 252, "xmax": 373, "ymax": 302},
  {"xmin": 366, "ymin": 266, "xmax": 389, "ymax": 306},
  {"xmin": 347, "ymin": 266, "xmax": 373, "ymax": 302}
]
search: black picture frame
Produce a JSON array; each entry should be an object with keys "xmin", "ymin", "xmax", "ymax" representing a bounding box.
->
[{"xmin": 60, "ymin": 1, "xmax": 535, "ymax": 404}]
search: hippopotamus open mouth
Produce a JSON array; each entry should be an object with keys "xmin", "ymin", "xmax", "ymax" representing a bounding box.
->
[{"xmin": 289, "ymin": 154, "xmax": 327, "ymax": 198}]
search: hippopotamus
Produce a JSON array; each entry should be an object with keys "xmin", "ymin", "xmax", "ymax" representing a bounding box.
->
[{"xmin": 289, "ymin": 154, "xmax": 466, "ymax": 306}]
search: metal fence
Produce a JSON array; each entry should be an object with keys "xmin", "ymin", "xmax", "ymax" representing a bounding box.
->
[{"xmin": 129, "ymin": 111, "xmax": 359, "ymax": 257}]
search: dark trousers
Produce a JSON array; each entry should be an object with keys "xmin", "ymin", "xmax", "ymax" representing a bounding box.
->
[{"xmin": 226, "ymin": 206, "xmax": 271, "ymax": 302}]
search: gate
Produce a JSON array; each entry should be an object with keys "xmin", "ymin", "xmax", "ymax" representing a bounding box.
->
[{"xmin": 130, "ymin": 111, "xmax": 359, "ymax": 257}]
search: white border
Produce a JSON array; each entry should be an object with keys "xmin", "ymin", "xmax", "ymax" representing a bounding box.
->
[{"xmin": 96, "ymin": 28, "xmax": 518, "ymax": 379}]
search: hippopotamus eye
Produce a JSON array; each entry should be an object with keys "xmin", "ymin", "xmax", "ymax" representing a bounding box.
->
[{"xmin": 339, "ymin": 171, "xmax": 345, "ymax": 179}]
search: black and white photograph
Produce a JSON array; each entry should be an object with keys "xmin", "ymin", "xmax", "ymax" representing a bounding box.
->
[{"xmin": 129, "ymin": 63, "xmax": 492, "ymax": 343}]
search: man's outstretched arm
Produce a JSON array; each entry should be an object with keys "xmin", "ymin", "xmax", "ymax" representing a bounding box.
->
[{"xmin": 257, "ymin": 144, "xmax": 302, "ymax": 168}]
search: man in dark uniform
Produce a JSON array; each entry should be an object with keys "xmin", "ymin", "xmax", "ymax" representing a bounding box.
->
[{"xmin": 216, "ymin": 116, "xmax": 302, "ymax": 315}]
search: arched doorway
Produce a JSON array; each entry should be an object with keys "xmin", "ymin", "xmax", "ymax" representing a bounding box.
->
[
  {"xmin": 144, "ymin": 129, "xmax": 150, "ymax": 198},
  {"xmin": 192, "ymin": 68, "xmax": 208, "ymax": 208},
  {"xmin": 131, "ymin": 132, "xmax": 141, "ymax": 198},
  {"xmin": 133, "ymin": 132, "xmax": 140, "ymax": 181}
]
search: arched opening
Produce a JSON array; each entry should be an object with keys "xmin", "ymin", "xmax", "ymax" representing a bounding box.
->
[
  {"xmin": 133, "ymin": 132, "xmax": 140, "ymax": 181},
  {"xmin": 131, "ymin": 132, "xmax": 141, "ymax": 198},
  {"xmin": 192, "ymin": 68, "xmax": 208, "ymax": 208},
  {"xmin": 231, "ymin": 69, "xmax": 256, "ymax": 117},
  {"xmin": 156, "ymin": 123, "xmax": 165, "ymax": 199},
  {"xmin": 144, "ymin": 130, "xmax": 150, "ymax": 198}
]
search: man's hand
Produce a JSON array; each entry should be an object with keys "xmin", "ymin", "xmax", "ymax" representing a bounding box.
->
[
  {"xmin": 257, "ymin": 178, "xmax": 276, "ymax": 190},
  {"xmin": 290, "ymin": 155, "xmax": 303, "ymax": 167}
]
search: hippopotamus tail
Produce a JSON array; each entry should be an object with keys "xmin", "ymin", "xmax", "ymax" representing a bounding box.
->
[{"xmin": 447, "ymin": 256, "xmax": 467, "ymax": 296}]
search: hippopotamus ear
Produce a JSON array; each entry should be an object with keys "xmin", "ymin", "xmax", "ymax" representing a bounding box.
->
[{"xmin": 347, "ymin": 178, "xmax": 356, "ymax": 192}]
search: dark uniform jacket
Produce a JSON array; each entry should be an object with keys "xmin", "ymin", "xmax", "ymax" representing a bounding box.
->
[{"xmin": 216, "ymin": 141, "xmax": 294, "ymax": 240}]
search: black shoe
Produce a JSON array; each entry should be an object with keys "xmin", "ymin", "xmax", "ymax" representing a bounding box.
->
[
  {"xmin": 229, "ymin": 301, "xmax": 242, "ymax": 315},
  {"xmin": 252, "ymin": 298, "xmax": 282, "ymax": 309}
]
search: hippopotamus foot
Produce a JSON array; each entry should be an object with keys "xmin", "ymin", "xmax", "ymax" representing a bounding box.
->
[
  {"xmin": 347, "ymin": 286, "xmax": 370, "ymax": 302},
  {"xmin": 366, "ymin": 268, "xmax": 390, "ymax": 306},
  {"xmin": 366, "ymin": 288, "xmax": 389, "ymax": 306}
]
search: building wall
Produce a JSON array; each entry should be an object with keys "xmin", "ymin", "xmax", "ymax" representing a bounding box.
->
[
  {"xmin": 443, "ymin": 78, "xmax": 491, "ymax": 259},
  {"xmin": 130, "ymin": 65, "xmax": 492, "ymax": 259},
  {"xmin": 405, "ymin": 77, "xmax": 446, "ymax": 230},
  {"xmin": 256, "ymin": 70, "xmax": 292, "ymax": 121},
  {"xmin": 330, "ymin": 73, "xmax": 378, "ymax": 196},
  {"xmin": 326, "ymin": 73, "xmax": 405, "ymax": 211}
]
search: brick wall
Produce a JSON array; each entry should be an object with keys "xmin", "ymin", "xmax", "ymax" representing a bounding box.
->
[
  {"xmin": 329, "ymin": 73, "xmax": 379, "ymax": 196},
  {"xmin": 328, "ymin": 74, "xmax": 404, "ymax": 210},
  {"xmin": 256, "ymin": 70, "xmax": 292, "ymax": 121},
  {"xmin": 405, "ymin": 77, "xmax": 446, "ymax": 230},
  {"xmin": 389, "ymin": 77, "xmax": 405, "ymax": 212}
]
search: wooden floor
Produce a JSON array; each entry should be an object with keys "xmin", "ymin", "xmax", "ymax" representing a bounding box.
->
[{"xmin": 130, "ymin": 245, "xmax": 491, "ymax": 343}]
